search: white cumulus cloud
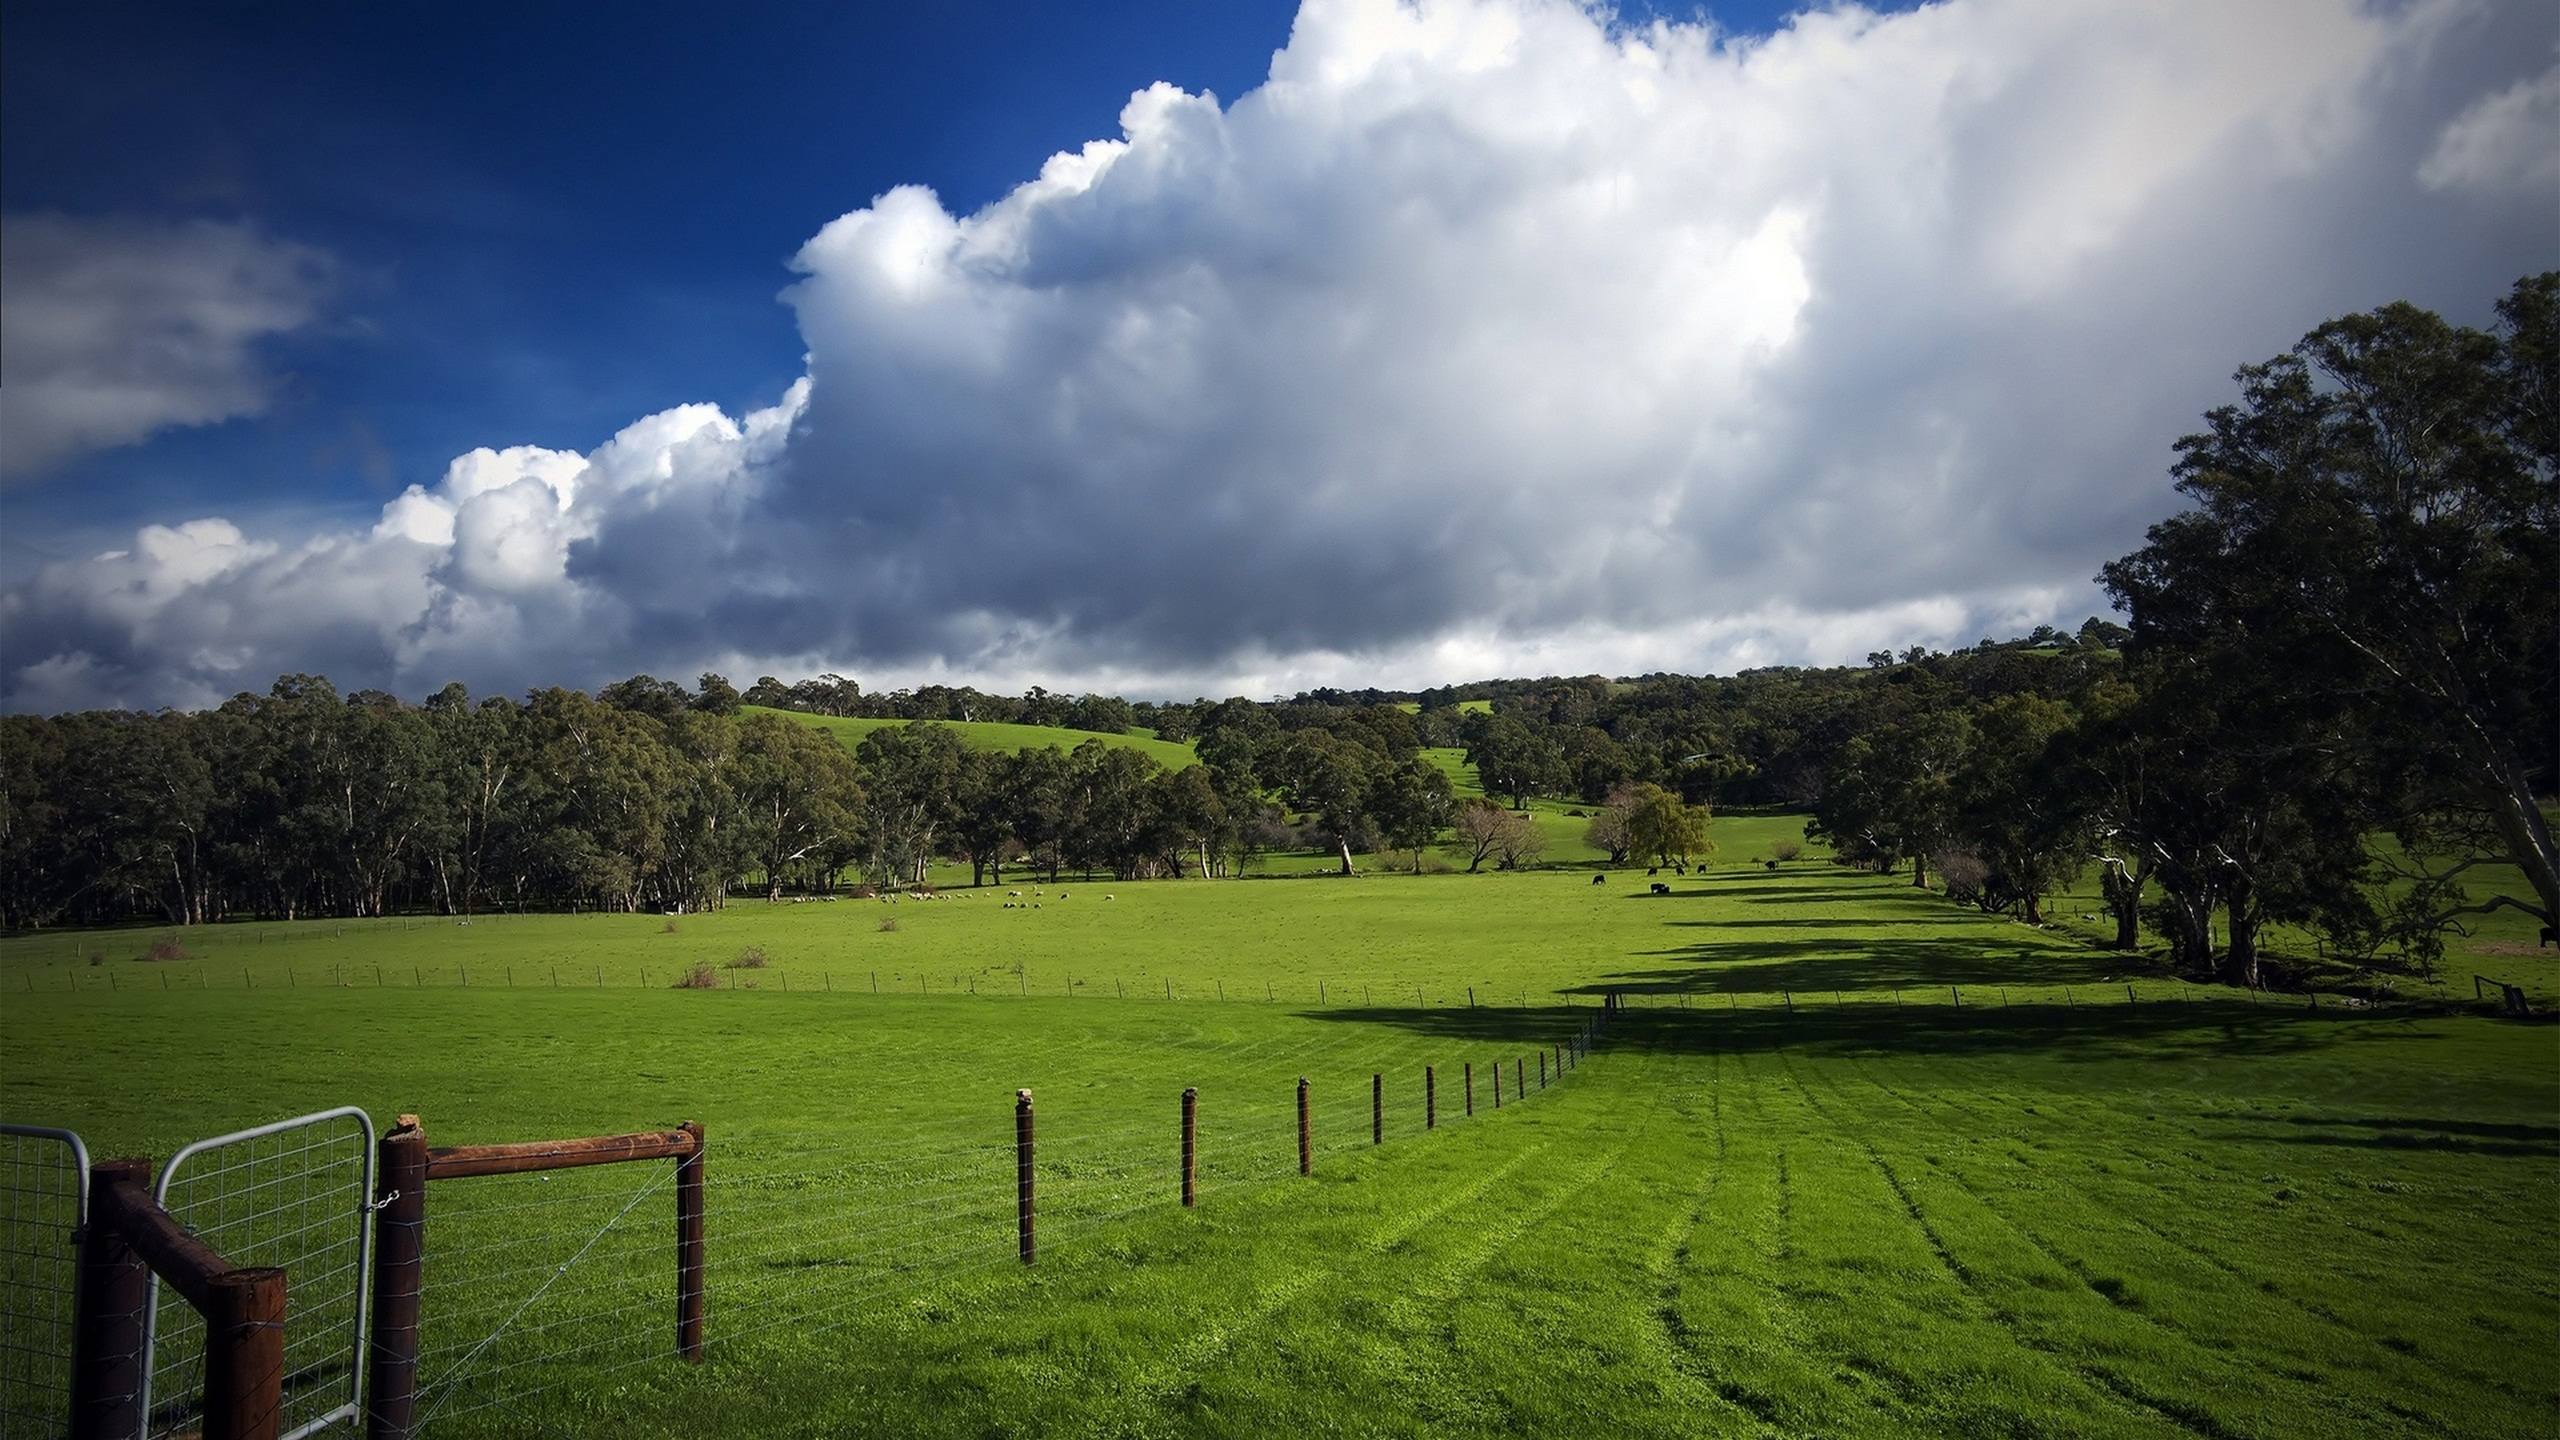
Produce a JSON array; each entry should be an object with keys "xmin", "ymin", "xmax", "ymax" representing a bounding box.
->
[{"xmin": 3, "ymin": 0, "xmax": 2555, "ymax": 711}]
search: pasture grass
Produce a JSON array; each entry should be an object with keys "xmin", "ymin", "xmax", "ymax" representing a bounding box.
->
[
  {"xmin": 760, "ymin": 708, "xmax": 1199, "ymax": 770},
  {"xmin": 3, "ymin": 866, "xmax": 2554, "ymax": 1437}
]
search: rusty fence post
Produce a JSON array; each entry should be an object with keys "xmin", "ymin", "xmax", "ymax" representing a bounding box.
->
[
  {"xmin": 1371, "ymin": 1073, "xmax": 1382, "ymax": 1145},
  {"xmin": 1297, "ymin": 1079, "xmax": 1311, "ymax": 1175},
  {"xmin": 1426, "ymin": 1066, "xmax": 1436, "ymax": 1131},
  {"xmin": 1180, "ymin": 1088, "xmax": 1198, "ymax": 1208},
  {"xmin": 674, "ymin": 1122, "xmax": 705, "ymax": 1362},
  {"xmin": 71, "ymin": 1158, "xmax": 151, "ymax": 1440},
  {"xmin": 1015, "ymin": 1091, "xmax": 1036, "ymax": 1265},
  {"xmin": 366, "ymin": 1116, "xmax": 427, "ymax": 1440},
  {"xmin": 202, "ymin": 1265, "xmax": 287, "ymax": 1440}
]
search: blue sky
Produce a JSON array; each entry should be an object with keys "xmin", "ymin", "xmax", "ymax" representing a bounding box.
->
[
  {"xmin": 3, "ymin": 0, "xmax": 1829, "ymax": 548},
  {"xmin": 2, "ymin": 0, "xmax": 2551, "ymax": 709}
]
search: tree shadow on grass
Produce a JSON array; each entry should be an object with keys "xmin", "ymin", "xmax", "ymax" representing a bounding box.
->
[
  {"xmin": 2205, "ymin": 1114, "xmax": 2560, "ymax": 1158},
  {"xmin": 1290, "ymin": 997, "xmax": 2432, "ymax": 1065},
  {"xmin": 1599, "ymin": 936, "xmax": 2142, "ymax": 994},
  {"xmin": 1652, "ymin": 917, "xmax": 1997, "ymax": 930}
]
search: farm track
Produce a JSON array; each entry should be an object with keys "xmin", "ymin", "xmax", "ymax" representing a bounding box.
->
[
  {"xmin": 1830, "ymin": 1047, "xmax": 2518, "ymax": 1423},
  {"xmin": 1765, "ymin": 1044, "xmax": 2207, "ymax": 1440},
  {"xmin": 1901, "ymin": 1044, "xmax": 2560, "ymax": 1407}
]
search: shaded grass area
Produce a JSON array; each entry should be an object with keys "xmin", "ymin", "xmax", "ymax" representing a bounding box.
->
[{"xmin": 4, "ymin": 861, "xmax": 2553, "ymax": 1437}]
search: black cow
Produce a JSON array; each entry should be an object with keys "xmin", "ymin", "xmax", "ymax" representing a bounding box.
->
[
  {"xmin": 1650, "ymin": 882, "xmax": 1671, "ymax": 896},
  {"xmin": 1591, "ymin": 874, "xmax": 1606, "ymax": 886}
]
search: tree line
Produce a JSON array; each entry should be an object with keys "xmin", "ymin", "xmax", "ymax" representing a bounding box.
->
[{"xmin": 2, "ymin": 278, "xmax": 2548, "ymax": 992}]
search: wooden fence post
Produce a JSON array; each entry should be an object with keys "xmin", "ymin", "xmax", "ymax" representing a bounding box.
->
[
  {"xmin": 674, "ymin": 1122, "xmax": 705, "ymax": 1362},
  {"xmin": 1371, "ymin": 1073, "xmax": 1383, "ymax": 1145},
  {"xmin": 1426, "ymin": 1066, "xmax": 1436, "ymax": 1130},
  {"xmin": 366, "ymin": 1117, "xmax": 428, "ymax": 1440},
  {"xmin": 1464, "ymin": 1062, "xmax": 1474, "ymax": 1116},
  {"xmin": 1180, "ymin": 1088, "xmax": 1199, "ymax": 1207},
  {"xmin": 1297, "ymin": 1078, "xmax": 1311, "ymax": 1176},
  {"xmin": 1515, "ymin": 1059, "xmax": 1524, "ymax": 1098},
  {"xmin": 1493, "ymin": 1062, "xmax": 1502, "ymax": 1110},
  {"xmin": 70, "ymin": 1158, "xmax": 150, "ymax": 1440},
  {"xmin": 202, "ymin": 1266, "xmax": 288, "ymax": 1440},
  {"xmin": 1015, "ymin": 1091, "xmax": 1036, "ymax": 1265}
]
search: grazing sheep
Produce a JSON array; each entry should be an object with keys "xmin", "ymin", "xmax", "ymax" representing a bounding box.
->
[
  {"xmin": 1105, "ymin": 894, "xmax": 1116, "ymax": 901},
  {"xmin": 1591, "ymin": 874, "xmax": 1606, "ymax": 886}
]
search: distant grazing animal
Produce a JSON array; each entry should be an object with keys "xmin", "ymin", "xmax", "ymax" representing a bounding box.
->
[
  {"xmin": 1650, "ymin": 883, "xmax": 1671, "ymax": 896},
  {"xmin": 1674, "ymin": 864, "xmax": 1686, "ymax": 875},
  {"xmin": 1591, "ymin": 874, "xmax": 1606, "ymax": 886},
  {"xmin": 1647, "ymin": 867, "xmax": 1658, "ymax": 876},
  {"xmin": 2543, "ymin": 926, "xmax": 2557, "ymax": 948},
  {"xmin": 1057, "ymin": 891, "xmax": 1067, "ymax": 900},
  {"xmin": 1105, "ymin": 894, "xmax": 1116, "ymax": 901},
  {"xmin": 1763, "ymin": 859, "xmax": 1779, "ymax": 871}
]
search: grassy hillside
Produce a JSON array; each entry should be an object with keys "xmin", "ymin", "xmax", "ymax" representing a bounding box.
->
[
  {"xmin": 760, "ymin": 707, "xmax": 1199, "ymax": 770},
  {"xmin": 4, "ymin": 865, "xmax": 2551, "ymax": 1438}
]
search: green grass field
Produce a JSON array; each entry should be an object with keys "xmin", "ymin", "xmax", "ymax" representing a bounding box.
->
[
  {"xmin": 760, "ymin": 708, "xmax": 1200, "ymax": 770},
  {"xmin": 4, "ymin": 862, "xmax": 2554, "ymax": 1438}
]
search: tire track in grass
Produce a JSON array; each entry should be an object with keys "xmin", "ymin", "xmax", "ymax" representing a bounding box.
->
[
  {"xmin": 1715, "ymin": 1046, "xmax": 1938, "ymax": 1435},
  {"xmin": 1630, "ymin": 1043, "xmax": 1800, "ymax": 1437},
  {"xmin": 1766, "ymin": 1045, "xmax": 2219, "ymax": 1440},
  {"xmin": 1834, "ymin": 1046, "xmax": 2508, "ymax": 1425},
  {"xmin": 1119, "ymin": 1048, "xmax": 1644, "ymax": 1422},
  {"xmin": 1121, "ymin": 1139, "xmax": 1554, "ymax": 1412},
  {"xmin": 1366, "ymin": 1049, "xmax": 1765, "ymax": 1436},
  {"xmin": 1916, "ymin": 1042, "xmax": 2554, "ymax": 1413}
]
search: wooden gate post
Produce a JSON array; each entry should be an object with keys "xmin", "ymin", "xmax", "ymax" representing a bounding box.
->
[
  {"xmin": 1180, "ymin": 1089, "xmax": 1198, "ymax": 1207},
  {"xmin": 1015, "ymin": 1091, "xmax": 1036, "ymax": 1265},
  {"xmin": 366, "ymin": 1117, "xmax": 428, "ymax": 1440},
  {"xmin": 70, "ymin": 1158, "xmax": 150, "ymax": 1440},
  {"xmin": 1297, "ymin": 1079, "xmax": 1311, "ymax": 1176},
  {"xmin": 202, "ymin": 1266, "xmax": 287, "ymax": 1440},
  {"xmin": 674, "ymin": 1122, "xmax": 705, "ymax": 1362}
]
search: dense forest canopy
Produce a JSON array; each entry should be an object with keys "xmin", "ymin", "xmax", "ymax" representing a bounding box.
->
[{"xmin": 4, "ymin": 278, "xmax": 2551, "ymax": 993}]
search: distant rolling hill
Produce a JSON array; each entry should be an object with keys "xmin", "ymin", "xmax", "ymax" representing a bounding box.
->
[{"xmin": 756, "ymin": 707, "xmax": 1200, "ymax": 769}]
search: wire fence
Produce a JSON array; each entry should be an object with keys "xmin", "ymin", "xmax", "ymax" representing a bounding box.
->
[
  {"xmin": 147, "ymin": 1108, "xmax": 374, "ymax": 1440},
  {"xmin": 0, "ymin": 1125, "xmax": 88, "ymax": 1440},
  {"xmin": 386, "ymin": 1011, "xmax": 1604, "ymax": 1433}
]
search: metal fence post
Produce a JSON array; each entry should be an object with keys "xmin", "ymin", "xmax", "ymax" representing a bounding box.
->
[
  {"xmin": 1297, "ymin": 1078, "xmax": 1312, "ymax": 1175},
  {"xmin": 1015, "ymin": 1091, "xmax": 1036, "ymax": 1265},
  {"xmin": 1180, "ymin": 1089, "xmax": 1198, "ymax": 1207},
  {"xmin": 1371, "ymin": 1073, "xmax": 1382, "ymax": 1145},
  {"xmin": 1426, "ymin": 1066, "xmax": 1436, "ymax": 1130},
  {"xmin": 1464, "ymin": 1062, "xmax": 1474, "ymax": 1117}
]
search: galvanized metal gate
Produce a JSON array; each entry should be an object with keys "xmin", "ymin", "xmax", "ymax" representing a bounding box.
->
[
  {"xmin": 142, "ymin": 1108, "xmax": 376, "ymax": 1440},
  {"xmin": 0, "ymin": 1124, "xmax": 91, "ymax": 1440}
]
